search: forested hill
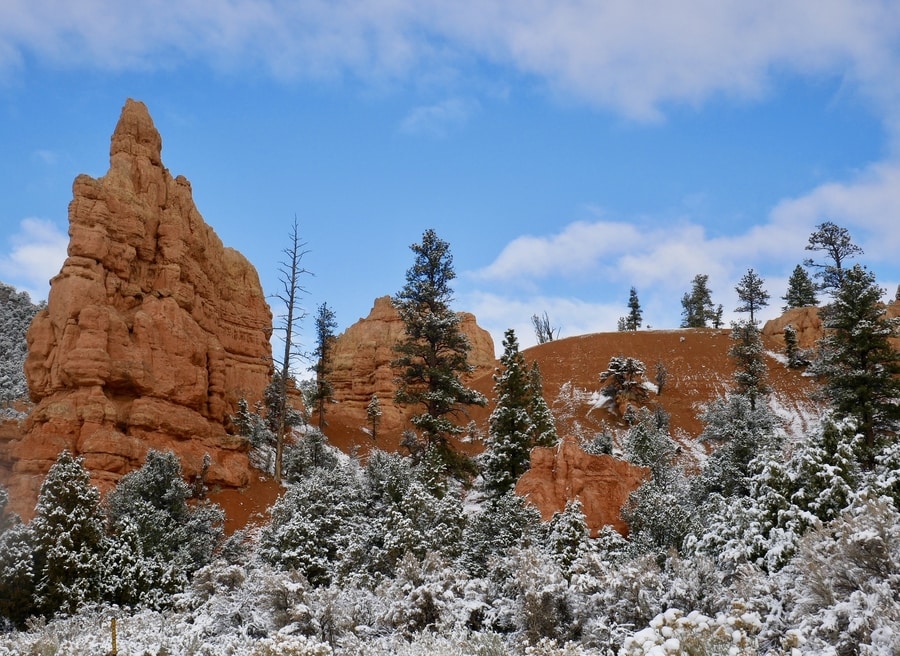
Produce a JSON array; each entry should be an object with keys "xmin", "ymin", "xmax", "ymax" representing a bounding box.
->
[{"xmin": 0, "ymin": 282, "xmax": 42, "ymax": 410}]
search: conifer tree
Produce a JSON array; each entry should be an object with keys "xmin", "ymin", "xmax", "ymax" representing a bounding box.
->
[
  {"xmin": 482, "ymin": 329, "xmax": 557, "ymax": 496},
  {"xmin": 729, "ymin": 320, "xmax": 769, "ymax": 410},
  {"xmin": 309, "ymin": 302, "xmax": 337, "ymax": 429},
  {"xmin": 804, "ymin": 221, "xmax": 863, "ymax": 294},
  {"xmin": 814, "ymin": 264, "xmax": 900, "ymax": 466},
  {"xmin": 734, "ymin": 268, "xmax": 769, "ymax": 324},
  {"xmin": 681, "ymin": 274, "xmax": 715, "ymax": 328},
  {"xmin": 393, "ymin": 229, "xmax": 486, "ymax": 470},
  {"xmin": 625, "ymin": 286, "xmax": 642, "ymax": 331},
  {"xmin": 366, "ymin": 394, "xmax": 382, "ymax": 441},
  {"xmin": 782, "ymin": 264, "xmax": 819, "ymax": 310},
  {"xmin": 31, "ymin": 450, "xmax": 106, "ymax": 616}
]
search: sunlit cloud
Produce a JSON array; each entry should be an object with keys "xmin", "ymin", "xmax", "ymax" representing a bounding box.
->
[{"xmin": 0, "ymin": 218, "xmax": 68, "ymax": 301}]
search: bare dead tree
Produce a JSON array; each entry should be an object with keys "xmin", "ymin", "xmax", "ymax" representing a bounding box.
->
[
  {"xmin": 531, "ymin": 311, "xmax": 560, "ymax": 344},
  {"xmin": 273, "ymin": 217, "xmax": 311, "ymax": 482}
]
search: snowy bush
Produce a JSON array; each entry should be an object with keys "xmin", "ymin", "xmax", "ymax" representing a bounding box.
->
[
  {"xmin": 619, "ymin": 606, "xmax": 761, "ymax": 656},
  {"xmin": 251, "ymin": 632, "xmax": 333, "ymax": 656}
]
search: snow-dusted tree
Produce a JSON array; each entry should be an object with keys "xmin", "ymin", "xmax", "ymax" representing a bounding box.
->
[
  {"xmin": 813, "ymin": 264, "xmax": 900, "ymax": 466},
  {"xmin": 697, "ymin": 394, "xmax": 780, "ymax": 498},
  {"xmin": 599, "ymin": 356, "xmax": 649, "ymax": 413},
  {"xmin": 782, "ymin": 323, "xmax": 810, "ymax": 368},
  {"xmin": 0, "ymin": 484, "xmax": 35, "ymax": 627},
  {"xmin": 460, "ymin": 491, "xmax": 541, "ymax": 577},
  {"xmin": 781, "ymin": 263, "xmax": 818, "ymax": 310},
  {"xmin": 803, "ymin": 220, "xmax": 863, "ymax": 294},
  {"xmin": 711, "ymin": 303, "xmax": 724, "ymax": 328},
  {"xmin": 31, "ymin": 450, "xmax": 106, "ymax": 616},
  {"xmin": 625, "ymin": 287, "xmax": 642, "ymax": 331},
  {"xmin": 309, "ymin": 302, "xmax": 337, "ymax": 429},
  {"xmin": 0, "ymin": 282, "xmax": 42, "ymax": 406},
  {"xmin": 623, "ymin": 407, "xmax": 676, "ymax": 478},
  {"xmin": 729, "ymin": 320, "xmax": 769, "ymax": 410},
  {"xmin": 482, "ymin": 329, "xmax": 558, "ymax": 497},
  {"xmin": 366, "ymin": 394, "xmax": 382, "ymax": 440},
  {"xmin": 260, "ymin": 464, "xmax": 365, "ymax": 586},
  {"xmin": 681, "ymin": 274, "xmax": 716, "ymax": 328},
  {"xmin": 734, "ymin": 268, "xmax": 769, "ymax": 324},
  {"xmin": 546, "ymin": 499, "xmax": 590, "ymax": 577},
  {"xmin": 104, "ymin": 450, "xmax": 224, "ymax": 605},
  {"xmin": 392, "ymin": 229, "xmax": 486, "ymax": 473}
]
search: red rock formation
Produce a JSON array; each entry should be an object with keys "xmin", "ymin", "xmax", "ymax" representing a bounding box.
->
[
  {"xmin": 762, "ymin": 306, "xmax": 823, "ymax": 349},
  {"xmin": 3, "ymin": 99, "xmax": 272, "ymax": 518},
  {"xmin": 327, "ymin": 296, "xmax": 495, "ymax": 442},
  {"xmin": 515, "ymin": 438, "xmax": 649, "ymax": 536}
]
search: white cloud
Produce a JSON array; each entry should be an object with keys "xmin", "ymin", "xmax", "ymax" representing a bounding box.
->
[
  {"xmin": 2, "ymin": 1, "xmax": 900, "ymax": 122},
  {"xmin": 399, "ymin": 98, "xmax": 478, "ymax": 138},
  {"xmin": 0, "ymin": 218, "xmax": 68, "ymax": 301}
]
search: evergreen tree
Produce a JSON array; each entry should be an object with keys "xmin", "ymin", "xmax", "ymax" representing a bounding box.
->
[
  {"xmin": 711, "ymin": 304, "xmax": 724, "ymax": 328},
  {"xmin": 782, "ymin": 264, "xmax": 819, "ymax": 310},
  {"xmin": 599, "ymin": 356, "xmax": 649, "ymax": 412},
  {"xmin": 366, "ymin": 394, "xmax": 382, "ymax": 441},
  {"xmin": 309, "ymin": 302, "xmax": 337, "ymax": 429},
  {"xmin": 461, "ymin": 491, "xmax": 541, "ymax": 577},
  {"xmin": 729, "ymin": 320, "xmax": 769, "ymax": 409},
  {"xmin": 546, "ymin": 499, "xmax": 590, "ymax": 576},
  {"xmin": 734, "ymin": 268, "xmax": 769, "ymax": 324},
  {"xmin": 680, "ymin": 274, "xmax": 715, "ymax": 328},
  {"xmin": 783, "ymin": 324, "xmax": 810, "ymax": 368},
  {"xmin": 625, "ymin": 287, "xmax": 642, "ymax": 331},
  {"xmin": 104, "ymin": 450, "xmax": 224, "ymax": 605},
  {"xmin": 803, "ymin": 221, "xmax": 863, "ymax": 294},
  {"xmin": 813, "ymin": 264, "xmax": 900, "ymax": 466},
  {"xmin": 482, "ymin": 329, "xmax": 558, "ymax": 497},
  {"xmin": 392, "ymin": 229, "xmax": 486, "ymax": 470},
  {"xmin": 31, "ymin": 450, "xmax": 106, "ymax": 616}
]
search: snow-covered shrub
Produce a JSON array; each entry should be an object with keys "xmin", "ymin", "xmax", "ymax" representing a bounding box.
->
[
  {"xmin": 251, "ymin": 632, "xmax": 332, "ymax": 656},
  {"xmin": 785, "ymin": 495, "xmax": 900, "ymax": 654},
  {"xmin": 0, "ymin": 282, "xmax": 42, "ymax": 405},
  {"xmin": 461, "ymin": 491, "xmax": 542, "ymax": 577},
  {"xmin": 619, "ymin": 606, "xmax": 761, "ymax": 656}
]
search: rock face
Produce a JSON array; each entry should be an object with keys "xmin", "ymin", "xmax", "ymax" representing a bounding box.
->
[
  {"xmin": 762, "ymin": 306, "xmax": 823, "ymax": 349},
  {"xmin": 515, "ymin": 438, "xmax": 649, "ymax": 536},
  {"xmin": 328, "ymin": 296, "xmax": 495, "ymax": 439},
  {"xmin": 4, "ymin": 99, "xmax": 272, "ymax": 518}
]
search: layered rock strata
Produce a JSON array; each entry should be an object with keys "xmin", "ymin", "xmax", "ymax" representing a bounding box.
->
[{"xmin": 4, "ymin": 99, "xmax": 272, "ymax": 517}]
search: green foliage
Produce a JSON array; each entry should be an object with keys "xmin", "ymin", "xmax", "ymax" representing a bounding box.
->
[
  {"xmin": 482, "ymin": 329, "xmax": 558, "ymax": 497},
  {"xmin": 392, "ymin": 229, "xmax": 486, "ymax": 470},
  {"xmin": 104, "ymin": 450, "xmax": 224, "ymax": 606},
  {"xmin": 0, "ymin": 515, "xmax": 36, "ymax": 627},
  {"xmin": 803, "ymin": 220, "xmax": 863, "ymax": 294},
  {"xmin": 782, "ymin": 323, "xmax": 810, "ymax": 368},
  {"xmin": 461, "ymin": 492, "xmax": 541, "ymax": 576},
  {"xmin": 680, "ymin": 274, "xmax": 715, "ymax": 328},
  {"xmin": 599, "ymin": 356, "xmax": 649, "ymax": 412},
  {"xmin": 782, "ymin": 264, "xmax": 818, "ymax": 310},
  {"xmin": 728, "ymin": 320, "xmax": 769, "ymax": 409},
  {"xmin": 31, "ymin": 450, "xmax": 106, "ymax": 616},
  {"xmin": 734, "ymin": 268, "xmax": 769, "ymax": 323},
  {"xmin": 546, "ymin": 500, "xmax": 590, "ymax": 576},
  {"xmin": 625, "ymin": 287, "xmax": 642, "ymax": 331},
  {"xmin": 813, "ymin": 264, "xmax": 900, "ymax": 466},
  {"xmin": 309, "ymin": 302, "xmax": 337, "ymax": 429}
]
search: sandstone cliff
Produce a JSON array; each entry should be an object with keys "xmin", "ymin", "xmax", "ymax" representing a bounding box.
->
[
  {"xmin": 3, "ymin": 99, "xmax": 272, "ymax": 517},
  {"xmin": 326, "ymin": 296, "xmax": 496, "ymax": 449},
  {"xmin": 516, "ymin": 438, "xmax": 649, "ymax": 536}
]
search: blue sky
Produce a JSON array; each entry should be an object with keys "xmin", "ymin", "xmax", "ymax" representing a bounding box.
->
[{"xmin": 2, "ymin": 1, "xmax": 900, "ymax": 354}]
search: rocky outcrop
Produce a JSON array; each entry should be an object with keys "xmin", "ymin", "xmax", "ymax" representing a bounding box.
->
[
  {"xmin": 762, "ymin": 306, "xmax": 823, "ymax": 349},
  {"xmin": 515, "ymin": 438, "xmax": 649, "ymax": 536},
  {"xmin": 3, "ymin": 99, "xmax": 272, "ymax": 518},
  {"xmin": 328, "ymin": 296, "xmax": 495, "ymax": 438}
]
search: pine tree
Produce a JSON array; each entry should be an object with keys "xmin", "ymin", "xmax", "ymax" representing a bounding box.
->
[
  {"xmin": 392, "ymin": 229, "xmax": 486, "ymax": 470},
  {"xmin": 803, "ymin": 221, "xmax": 863, "ymax": 294},
  {"xmin": 680, "ymin": 274, "xmax": 715, "ymax": 328},
  {"xmin": 599, "ymin": 356, "xmax": 649, "ymax": 412},
  {"xmin": 366, "ymin": 394, "xmax": 382, "ymax": 441},
  {"xmin": 782, "ymin": 264, "xmax": 819, "ymax": 310},
  {"xmin": 625, "ymin": 287, "xmax": 642, "ymax": 331},
  {"xmin": 813, "ymin": 264, "xmax": 900, "ymax": 466},
  {"xmin": 734, "ymin": 268, "xmax": 769, "ymax": 324},
  {"xmin": 0, "ymin": 282, "xmax": 43, "ymax": 406},
  {"xmin": 309, "ymin": 302, "xmax": 337, "ymax": 429},
  {"xmin": 783, "ymin": 324, "xmax": 810, "ymax": 368},
  {"xmin": 729, "ymin": 320, "xmax": 769, "ymax": 409},
  {"xmin": 482, "ymin": 329, "xmax": 557, "ymax": 497},
  {"xmin": 31, "ymin": 450, "xmax": 106, "ymax": 616}
]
